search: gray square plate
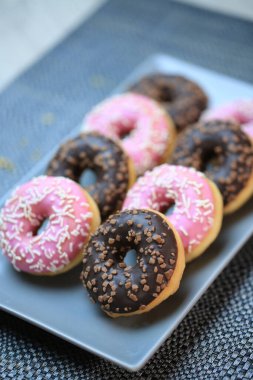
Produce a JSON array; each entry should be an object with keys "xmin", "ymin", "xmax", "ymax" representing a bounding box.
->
[{"xmin": 0, "ymin": 54, "xmax": 253, "ymax": 372}]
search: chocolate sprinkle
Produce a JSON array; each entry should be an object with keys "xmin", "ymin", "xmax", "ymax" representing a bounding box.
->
[
  {"xmin": 81, "ymin": 209, "xmax": 178, "ymax": 315},
  {"xmin": 46, "ymin": 132, "xmax": 130, "ymax": 220},
  {"xmin": 128, "ymin": 73, "xmax": 208, "ymax": 131}
]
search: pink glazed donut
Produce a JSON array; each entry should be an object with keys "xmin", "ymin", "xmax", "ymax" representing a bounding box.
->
[
  {"xmin": 203, "ymin": 99, "xmax": 253, "ymax": 142},
  {"xmin": 0, "ymin": 176, "xmax": 100, "ymax": 275},
  {"xmin": 122, "ymin": 165, "xmax": 223, "ymax": 262},
  {"xmin": 82, "ymin": 93, "xmax": 176, "ymax": 175}
]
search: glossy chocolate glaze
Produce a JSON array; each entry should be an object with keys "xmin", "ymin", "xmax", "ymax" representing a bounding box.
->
[
  {"xmin": 171, "ymin": 120, "xmax": 253, "ymax": 206},
  {"xmin": 46, "ymin": 132, "xmax": 130, "ymax": 220},
  {"xmin": 81, "ymin": 210, "xmax": 178, "ymax": 314},
  {"xmin": 129, "ymin": 74, "xmax": 208, "ymax": 131}
]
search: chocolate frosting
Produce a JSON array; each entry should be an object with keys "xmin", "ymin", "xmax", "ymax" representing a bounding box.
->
[
  {"xmin": 81, "ymin": 209, "xmax": 178, "ymax": 314},
  {"xmin": 171, "ymin": 120, "xmax": 253, "ymax": 206},
  {"xmin": 128, "ymin": 74, "xmax": 208, "ymax": 131},
  {"xmin": 46, "ymin": 132, "xmax": 130, "ymax": 220}
]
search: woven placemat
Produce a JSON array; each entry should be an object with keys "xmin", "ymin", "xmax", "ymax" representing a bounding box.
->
[{"xmin": 1, "ymin": 0, "xmax": 253, "ymax": 378}]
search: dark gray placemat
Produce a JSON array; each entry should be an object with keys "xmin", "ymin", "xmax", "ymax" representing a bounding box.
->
[{"xmin": 0, "ymin": 0, "xmax": 253, "ymax": 378}]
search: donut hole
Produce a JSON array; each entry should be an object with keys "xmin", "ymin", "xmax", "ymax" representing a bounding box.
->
[
  {"xmin": 159, "ymin": 200, "xmax": 176, "ymax": 216},
  {"xmin": 201, "ymin": 149, "xmax": 224, "ymax": 172},
  {"xmin": 116, "ymin": 121, "xmax": 135, "ymax": 140},
  {"xmin": 79, "ymin": 169, "xmax": 98, "ymax": 187},
  {"xmin": 119, "ymin": 130, "xmax": 132, "ymax": 139},
  {"xmin": 158, "ymin": 87, "xmax": 174, "ymax": 103},
  {"xmin": 124, "ymin": 249, "xmax": 138, "ymax": 267},
  {"xmin": 35, "ymin": 218, "xmax": 49, "ymax": 235}
]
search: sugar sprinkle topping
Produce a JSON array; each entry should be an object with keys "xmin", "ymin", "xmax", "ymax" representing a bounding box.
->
[
  {"xmin": 123, "ymin": 165, "xmax": 216, "ymax": 254},
  {"xmin": 0, "ymin": 176, "xmax": 93, "ymax": 273}
]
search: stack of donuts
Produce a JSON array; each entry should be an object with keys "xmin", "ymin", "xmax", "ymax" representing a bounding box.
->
[{"xmin": 1, "ymin": 73, "xmax": 253, "ymax": 318}]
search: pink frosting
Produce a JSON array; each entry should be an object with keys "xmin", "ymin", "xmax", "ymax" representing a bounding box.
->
[
  {"xmin": 82, "ymin": 93, "xmax": 173, "ymax": 175},
  {"xmin": 203, "ymin": 99, "xmax": 253, "ymax": 140},
  {"xmin": 122, "ymin": 165, "xmax": 216, "ymax": 256},
  {"xmin": 242, "ymin": 122, "xmax": 253, "ymax": 140},
  {"xmin": 0, "ymin": 176, "xmax": 94, "ymax": 274}
]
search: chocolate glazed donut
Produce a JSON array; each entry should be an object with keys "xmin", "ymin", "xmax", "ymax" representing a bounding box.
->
[
  {"xmin": 171, "ymin": 120, "xmax": 253, "ymax": 213},
  {"xmin": 81, "ymin": 209, "xmax": 185, "ymax": 317},
  {"xmin": 128, "ymin": 74, "xmax": 208, "ymax": 131},
  {"xmin": 46, "ymin": 132, "xmax": 135, "ymax": 220}
]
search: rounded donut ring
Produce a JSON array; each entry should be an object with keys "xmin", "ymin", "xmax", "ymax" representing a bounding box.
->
[
  {"xmin": 171, "ymin": 120, "xmax": 253, "ymax": 213},
  {"xmin": 123, "ymin": 164, "xmax": 223, "ymax": 262},
  {"xmin": 82, "ymin": 93, "xmax": 176, "ymax": 176},
  {"xmin": 0, "ymin": 176, "xmax": 100, "ymax": 275},
  {"xmin": 81, "ymin": 209, "xmax": 185, "ymax": 317},
  {"xmin": 47, "ymin": 132, "xmax": 135, "ymax": 220},
  {"xmin": 203, "ymin": 98, "xmax": 253, "ymax": 142},
  {"xmin": 128, "ymin": 73, "xmax": 208, "ymax": 131}
]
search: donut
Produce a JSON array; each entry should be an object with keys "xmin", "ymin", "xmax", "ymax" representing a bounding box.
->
[
  {"xmin": 123, "ymin": 164, "xmax": 223, "ymax": 262},
  {"xmin": 81, "ymin": 209, "xmax": 185, "ymax": 317},
  {"xmin": 0, "ymin": 176, "xmax": 101, "ymax": 275},
  {"xmin": 82, "ymin": 93, "xmax": 176, "ymax": 176},
  {"xmin": 128, "ymin": 74, "xmax": 208, "ymax": 131},
  {"xmin": 243, "ymin": 123, "xmax": 253, "ymax": 142},
  {"xmin": 46, "ymin": 132, "xmax": 135, "ymax": 220},
  {"xmin": 171, "ymin": 120, "xmax": 253, "ymax": 214},
  {"xmin": 203, "ymin": 99, "xmax": 253, "ymax": 142}
]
